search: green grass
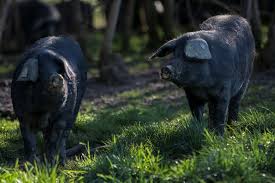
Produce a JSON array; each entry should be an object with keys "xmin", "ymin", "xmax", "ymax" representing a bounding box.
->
[
  {"xmin": 0, "ymin": 11, "xmax": 274, "ymax": 180},
  {"xmin": 0, "ymin": 80, "xmax": 274, "ymax": 182},
  {"xmin": 0, "ymin": 64, "xmax": 15, "ymax": 77}
]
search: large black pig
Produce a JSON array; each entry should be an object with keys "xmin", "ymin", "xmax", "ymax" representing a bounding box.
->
[
  {"xmin": 1, "ymin": 0, "xmax": 61, "ymax": 53},
  {"xmin": 149, "ymin": 15, "xmax": 255, "ymax": 135},
  {"xmin": 11, "ymin": 36, "xmax": 87, "ymax": 163}
]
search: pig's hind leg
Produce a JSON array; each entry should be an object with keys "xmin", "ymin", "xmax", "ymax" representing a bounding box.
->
[
  {"xmin": 228, "ymin": 82, "xmax": 248, "ymax": 125},
  {"xmin": 208, "ymin": 94, "xmax": 230, "ymax": 135}
]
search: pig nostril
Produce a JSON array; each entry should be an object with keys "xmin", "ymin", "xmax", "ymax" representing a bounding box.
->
[
  {"xmin": 161, "ymin": 67, "xmax": 173, "ymax": 75},
  {"xmin": 50, "ymin": 74, "xmax": 64, "ymax": 88},
  {"xmin": 161, "ymin": 66, "xmax": 173, "ymax": 80},
  {"xmin": 52, "ymin": 78, "xmax": 60, "ymax": 87}
]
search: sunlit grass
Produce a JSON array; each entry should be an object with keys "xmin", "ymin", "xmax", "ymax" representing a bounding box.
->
[
  {"xmin": 0, "ymin": 64, "xmax": 15, "ymax": 76},
  {"xmin": 0, "ymin": 81, "xmax": 274, "ymax": 182},
  {"xmin": 1, "ymin": 1, "xmax": 274, "ymax": 181}
]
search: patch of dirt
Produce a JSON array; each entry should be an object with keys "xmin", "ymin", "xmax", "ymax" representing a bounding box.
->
[
  {"xmin": 1, "ymin": 68, "xmax": 275, "ymax": 119},
  {"xmin": 84, "ymin": 69, "xmax": 160, "ymax": 100},
  {"xmin": 86, "ymin": 72, "xmax": 182, "ymax": 109},
  {"xmin": 0, "ymin": 79, "xmax": 14, "ymax": 119},
  {"xmin": 0, "ymin": 69, "xmax": 166, "ymax": 119}
]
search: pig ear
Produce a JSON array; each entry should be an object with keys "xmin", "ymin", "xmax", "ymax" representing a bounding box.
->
[
  {"xmin": 17, "ymin": 58, "xmax": 39, "ymax": 82},
  {"xmin": 184, "ymin": 38, "xmax": 212, "ymax": 60},
  {"xmin": 148, "ymin": 39, "xmax": 177, "ymax": 60}
]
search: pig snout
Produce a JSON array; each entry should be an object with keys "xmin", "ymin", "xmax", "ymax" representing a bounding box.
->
[
  {"xmin": 48, "ymin": 74, "xmax": 64, "ymax": 91},
  {"xmin": 161, "ymin": 65, "xmax": 174, "ymax": 80}
]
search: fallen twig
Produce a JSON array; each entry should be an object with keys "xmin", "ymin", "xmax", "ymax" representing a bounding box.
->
[
  {"xmin": 66, "ymin": 143, "xmax": 109, "ymax": 157},
  {"xmin": 66, "ymin": 144, "xmax": 86, "ymax": 157}
]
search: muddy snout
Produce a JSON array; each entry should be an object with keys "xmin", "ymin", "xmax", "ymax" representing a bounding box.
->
[
  {"xmin": 161, "ymin": 65, "xmax": 174, "ymax": 80},
  {"xmin": 48, "ymin": 74, "xmax": 64, "ymax": 90}
]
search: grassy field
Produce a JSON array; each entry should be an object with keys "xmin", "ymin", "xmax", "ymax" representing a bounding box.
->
[
  {"xmin": 1, "ymin": 0, "xmax": 275, "ymax": 181},
  {"xmin": 0, "ymin": 26, "xmax": 274, "ymax": 182},
  {"xmin": 0, "ymin": 70, "xmax": 274, "ymax": 182}
]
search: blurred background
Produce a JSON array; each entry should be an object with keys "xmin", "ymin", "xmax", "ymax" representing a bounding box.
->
[{"xmin": 0, "ymin": 0, "xmax": 275, "ymax": 116}]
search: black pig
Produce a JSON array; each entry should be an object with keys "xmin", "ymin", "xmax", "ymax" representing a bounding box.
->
[
  {"xmin": 149, "ymin": 15, "xmax": 255, "ymax": 135},
  {"xmin": 1, "ymin": 0, "xmax": 61, "ymax": 53},
  {"xmin": 11, "ymin": 36, "xmax": 87, "ymax": 163}
]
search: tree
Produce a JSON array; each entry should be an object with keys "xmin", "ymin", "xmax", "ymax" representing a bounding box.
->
[
  {"xmin": 70, "ymin": 0, "xmax": 82, "ymax": 35},
  {"xmin": 121, "ymin": 0, "xmax": 136, "ymax": 50},
  {"xmin": 241, "ymin": 0, "xmax": 262, "ymax": 49},
  {"xmin": 143, "ymin": 0, "xmax": 161, "ymax": 48},
  {"xmin": 161, "ymin": 0, "xmax": 175, "ymax": 40},
  {"xmin": 185, "ymin": 0, "xmax": 197, "ymax": 29},
  {"xmin": 241, "ymin": 0, "xmax": 265, "ymax": 71},
  {"xmin": 260, "ymin": 8, "xmax": 275, "ymax": 70},
  {"xmin": 99, "ymin": 0, "xmax": 128, "ymax": 84},
  {"xmin": 0, "ymin": 0, "xmax": 10, "ymax": 50},
  {"xmin": 0, "ymin": 0, "xmax": 24, "ymax": 53}
]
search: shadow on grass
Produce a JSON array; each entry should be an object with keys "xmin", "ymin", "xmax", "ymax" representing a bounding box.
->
[
  {"xmin": 0, "ymin": 96, "xmax": 188, "ymax": 165},
  {"xmin": 70, "ymin": 103, "xmax": 187, "ymax": 146},
  {"xmin": 111, "ymin": 117, "xmax": 208, "ymax": 161},
  {"xmin": 80, "ymin": 116, "xmax": 210, "ymax": 182}
]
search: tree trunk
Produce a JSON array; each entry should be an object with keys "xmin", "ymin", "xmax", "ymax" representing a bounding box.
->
[
  {"xmin": 241, "ymin": 0, "xmax": 262, "ymax": 49},
  {"xmin": 70, "ymin": 0, "xmax": 89, "ymax": 60},
  {"xmin": 161, "ymin": 0, "xmax": 175, "ymax": 40},
  {"xmin": 251, "ymin": 0, "xmax": 262, "ymax": 49},
  {"xmin": 241, "ymin": 0, "xmax": 264, "ymax": 71},
  {"xmin": 122, "ymin": 0, "xmax": 135, "ymax": 50},
  {"xmin": 4, "ymin": 0, "xmax": 24, "ymax": 52},
  {"xmin": 13, "ymin": 0, "xmax": 23, "ymax": 48},
  {"xmin": 99, "ymin": 0, "xmax": 129, "ymax": 84},
  {"xmin": 0, "ymin": 0, "xmax": 11, "ymax": 51},
  {"xmin": 70, "ymin": 0, "xmax": 82, "ymax": 35},
  {"xmin": 259, "ymin": 8, "xmax": 275, "ymax": 70},
  {"xmin": 143, "ymin": 0, "xmax": 161, "ymax": 48},
  {"xmin": 101, "ymin": 0, "xmax": 121, "ymax": 54},
  {"xmin": 185, "ymin": 0, "xmax": 197, "ymax": 29}
]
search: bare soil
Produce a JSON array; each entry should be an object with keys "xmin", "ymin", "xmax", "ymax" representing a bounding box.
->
[
  {"xmin": 1, "ymin": 68, "xmax": 274, "ymax": 119},
  {"xmin": 0, "ymin": 69, "xmax": 165, "ymax": 119}
]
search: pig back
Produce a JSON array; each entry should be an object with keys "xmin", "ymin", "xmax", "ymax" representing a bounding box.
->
[{"xmin": 200, "ymin": 15, "xmax": 255, "ymax": 92}]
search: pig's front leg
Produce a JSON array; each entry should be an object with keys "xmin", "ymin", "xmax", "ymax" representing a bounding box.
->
[
  {"xmin": 20, "ymin": 123, "xmax": 37, "ymax": 162},
  {"xmin": 185, "ymin": 91, "xmax": 206, "ymax": 122},
  {"xmin": 44, "ymin": 120, "xmax": 67, "ymax": 164},
  {"xmin": 59, "ymin": 130, "xmax": 69, "ymax": 165},
  {"xmin": 208, "ymin": 96, "xmax": 230, "ymax": 135}
]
